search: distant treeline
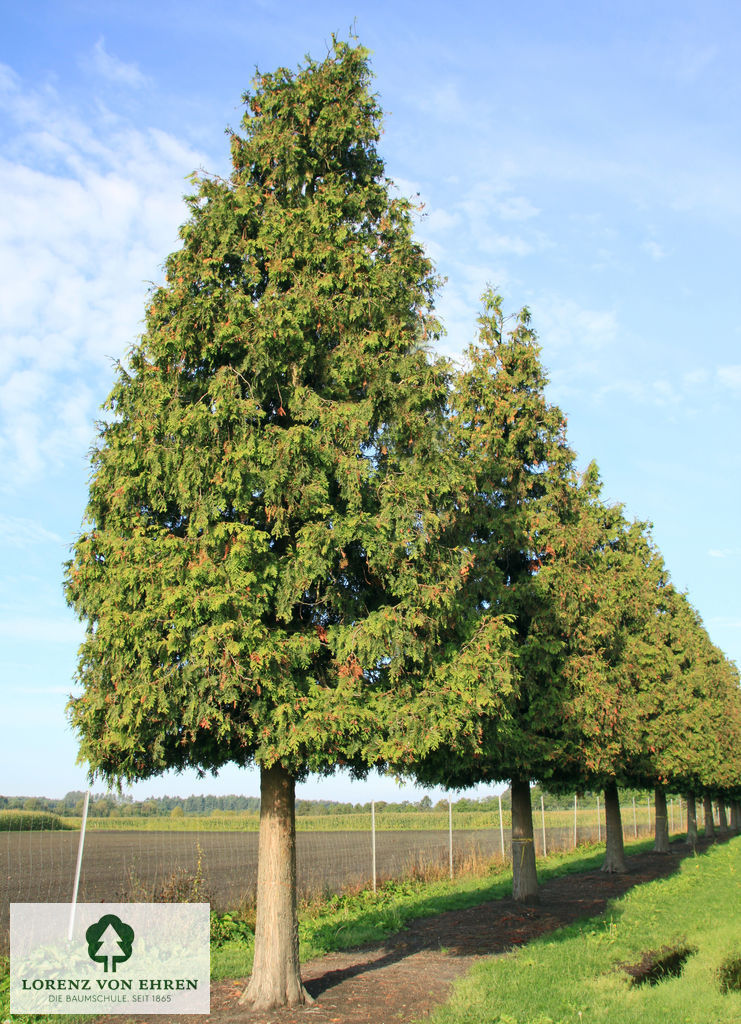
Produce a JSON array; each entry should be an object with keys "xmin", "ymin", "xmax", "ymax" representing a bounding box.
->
[{"xmin": 0, "ymin": 785, "xmax": 652, "ymax": 819}]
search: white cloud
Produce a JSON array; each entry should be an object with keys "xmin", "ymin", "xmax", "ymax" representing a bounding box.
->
[
  {"xmin": 530, "ymin": 295, "xmax": 618, "ymax": 353},
  {"xmin": 708, "ymin": 547, "xmax": 741, "ymax": 560},
  {"xmin": 717, "ymin": 365, "xmax": 741, "ymax": 390},
  {"xmin": 424, "ymin": 208, "xmax": 460, "ymax": 233},
  {"xmin": 88, "ymin": 37, "xmax": 150, "ymax": 89},
  {"xmin": 0, "ymin": 64, "xmax": 208, "ymax": 491},
  {"xmin": 683, "ymin": 369, "xmax": 710, "ymax": 388},
  {"xmin": 0, "ymin": 516, "xmax": 63, "ymax": 548},
  {"xmin": 642, "ymin": 240, "xmax": 665, "ymax": 262},
  {"xmin": 496, "ymin": 196, "xmax": 540, "ymax": 221}
]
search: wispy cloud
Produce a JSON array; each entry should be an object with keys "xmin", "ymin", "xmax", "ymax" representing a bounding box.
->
[
  {"xmin": 496, "ymin": 196, "xmax": 540, "ymax": 221},
  {"xmin": 642, "ymin": 239, "xmax": 665, "ymax": 262},
  {"xmin": 717, "ymin": 365, "xmax": 741, "ymax": 390},
  {"xmin": 0, "ymin": 64, "xmax": 207, "ymax": 491},
  {"xmin": 0, "ymin": 516, "xmax": 63, "ymax": 548},
  {"xmin": 87, "ymin": 37, "xmax": 150, "ymax": 89},
  {"xmin": 530, "ymin": 295, "xmax": 619, "ymax": 353},
  {"xmin": 708, "ymin": 547, "xmax": 741, "ymax": 559}
]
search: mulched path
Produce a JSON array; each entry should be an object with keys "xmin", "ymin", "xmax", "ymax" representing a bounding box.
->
[{"xmin": 100, "ymin": 837, "xmax": 719, "ymax": 1024}]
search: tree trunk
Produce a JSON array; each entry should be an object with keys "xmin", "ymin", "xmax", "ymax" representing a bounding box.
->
[
  {"xmin": 601, "ymin": 780, "xmax": 627, "ymax": 873},
  {"xmin": 239, "ymin": 763, "xmax": 312, "ymax": 1010},
  {"xmin": 731, "ymin": 801, "xmax": 741, "ymax": 833},
  {"xmin": 718, "ymin": 799, "xmax": 729, "ymax": 833},
  {"xmin": 653, "ymin": 786, "xmax": 670, "ymax": 853},
  {"xmin": 686, "ymin": 793, "xmax": 698, "ymax": 850},
  {"xmin": 703, "ymin": 795, "xmax": 716, "ymax": 839},
  {"xmin": 511, "ymin": 777, "xmax": 538, "ymax": 902}
]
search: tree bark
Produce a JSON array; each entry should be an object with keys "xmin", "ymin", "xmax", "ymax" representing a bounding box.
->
[
  {"xmin": 601, "ymin": 780, "xmax": 627, "ymax": 873},
  {"xmin": 731, "ymin": 801, "xmax": 741, "ymax": 833},
  {"xmin": 653, "ymin": 786, "xmax": 670, "ymax": 853},
  {"xmin": 239, "ymin": 763, "xmax": 312, "ymax": 1010},
  {"xmin": 686, "ymin": 793, "xmax": 698, "ymax": 850},
  {"xmin": 703, "ymin": 794, "xmax": 716, "ymax": 839},
  {"xmin": 718, "ymin": 799, "xmax": 729, "ymax": 833},
  {"xmin": 511, "ymin": 777, "xmax": 538, "ymax": 902}
]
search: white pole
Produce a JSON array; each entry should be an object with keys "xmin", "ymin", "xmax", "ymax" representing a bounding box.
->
[
  {"xmin": 648, "ymin": 794, "xmax": 651, "ymax": 833},
  {"xmin": 498, "ymin": 792, "xmax": 505, "ymax": 860},
  {"xmin": 448, "ymin": 796, "xmax": 453, "ymax": 880},
  {"xmin": 574, "ymin": 794, "xmax": 578, "ymax": 847},
  {"xmin": 371, "ymin": 800, "xmax": 376, "ymax": 893},
  {"xmin": 541, "ymin": 794, "xmax": 547, "ymax": 857},
  {"xmin": 68, "ymin": 790, "xmax": 90, "ymax": 941},
  {"xmin": 597, "ymin": 794, "xmax": 601, "ymax": 843},
  {"xmin": 670, "ymin": 798, "xmax": 674, "ymax": 835},
  {"xmin": 632, "ymin": 795, "xmax": 637, "ymax": 838}
]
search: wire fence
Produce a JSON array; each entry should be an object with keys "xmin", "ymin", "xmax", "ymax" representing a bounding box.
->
[{"xmin": 0, "ymin": 793, "xmax": 701, "ymax": 951}]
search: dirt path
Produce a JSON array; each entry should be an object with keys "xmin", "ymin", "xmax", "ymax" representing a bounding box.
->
[{"xmin": 100, "ymin": 838, "xmax": 715, "ymax": 1024}]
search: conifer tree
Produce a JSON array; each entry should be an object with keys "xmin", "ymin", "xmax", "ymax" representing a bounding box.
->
[
  {"xmin": 412, "ymin": 291, "xmax": 581, "ymax": 901},
  {"xmin": 64, "ymin": 43, "xmax": 513, "ymax": 1009}
]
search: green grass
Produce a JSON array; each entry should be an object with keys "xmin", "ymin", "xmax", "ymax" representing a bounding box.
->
[
  {"xmin": 0, "ymin": 834, "xmax": 699, "ymax": 1022},
  {"xmin": 430, "ymin": 837, "xmax": 741, "ymax": 1024},
  {"xmin": 209, "ymin": 837, "xmax": 656, "ymax": 980}
]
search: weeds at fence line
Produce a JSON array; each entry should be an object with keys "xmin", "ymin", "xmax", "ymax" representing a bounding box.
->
[{"xmin": 117, "ymin": 842, "xmax": 214, "ymax": 905}]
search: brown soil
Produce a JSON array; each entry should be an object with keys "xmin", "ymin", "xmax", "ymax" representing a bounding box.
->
[{"xmin": 98, "ymin": 837, "xmax": 719, "ymax": 1024}]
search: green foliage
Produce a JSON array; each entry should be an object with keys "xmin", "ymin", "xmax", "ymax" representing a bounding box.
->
[
  {"xmin": 412, "ymin": 290, "xmax": 581, "ymax": 789},
  {"xmin": 0, "ymin": 810, "xmax": 72, "ymax": 831},
  {"xmin": 64, "ymin": 40, "xmax": 513, "ymax": 787},
  {"xmin": 210, "ymin": 910, "xmax": 254, "ymax": 947}
]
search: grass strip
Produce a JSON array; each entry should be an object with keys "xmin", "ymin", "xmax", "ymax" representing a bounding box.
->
[
  {"xmin": 0, "ymin": 835, "xmax": 668, "ymax": 1020},
  {"xmin": 430, "ymin": 836, "xmax": 741, "ymax": 1024},
  {"xmin": 210, "ymin": 837, "xmax": 655, "ymax": 980}
]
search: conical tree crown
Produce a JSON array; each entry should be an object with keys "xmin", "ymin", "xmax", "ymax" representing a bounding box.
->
[{"xmin": 64, "ymin": 41, "xmax": 493, "ymax": 784}]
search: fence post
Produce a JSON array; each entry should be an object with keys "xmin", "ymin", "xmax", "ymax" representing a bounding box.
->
[
  {"xmin": 669, "ymin": 798, "xmax": 674, "ymax": 835},
  {"xmin": 68, "ymin": 790, "xmax": 90, "ymax": 941},
  {"xmin": 632, "ymin": 795, "xmax": 637, "ymax": 838},
  {"xmin": 448, "ymin": 796, "xmax": 453, "ymax": 880},
  {"xmin": 498, "ymin": 792, "xmax": 505, "ymax": 861},
  {"xmin": 541, "ymin": 794, "xmax": 547, "ymax": 857},
  {"xmin": 574, "ymin": 794, "xmax": 578, "ymax": 847},
  {"xmin": 647, "ymin": 793, "xmax": 651, "ymax": 834},
  {"xmin": 597, "ymin": 794, "xmax": 601, "ymax": 843},
  {"xmin": 371, "ymin": 800, "xmax": 376, "ymax": 893}
]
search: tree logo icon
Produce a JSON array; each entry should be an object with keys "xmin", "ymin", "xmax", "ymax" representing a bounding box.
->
[{"xmin": 85, "ymin": 914, "xmax": 135, "ymax": 973}]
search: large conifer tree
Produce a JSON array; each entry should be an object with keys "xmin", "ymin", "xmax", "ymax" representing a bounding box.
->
[
  {"xmin": 412, "ymin": 291, "xmax": 581, "ymax": 901},
  {"xmin": 64, "ymin": 42, "xmax": 513, "ymax": 1008}
]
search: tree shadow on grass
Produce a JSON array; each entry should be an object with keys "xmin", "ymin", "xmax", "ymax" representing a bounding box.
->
[{"xmin": 304, "ymin": 836, "xmax": 727, "ymax": 999}]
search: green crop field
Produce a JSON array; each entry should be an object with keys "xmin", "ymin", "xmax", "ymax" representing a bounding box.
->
[{"xmin": 57, "ymin": 806, "xmax": 661, "ymax": 833}]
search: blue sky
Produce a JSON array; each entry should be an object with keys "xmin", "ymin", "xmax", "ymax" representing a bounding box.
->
[{"xmin": 2, "ymin": 1, "xmax": 739, "ymax": 804}]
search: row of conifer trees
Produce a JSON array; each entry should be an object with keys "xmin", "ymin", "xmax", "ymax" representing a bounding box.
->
[{"xmin": 63, "ymin": 38, "xmax": 739, "ymax": 1007}]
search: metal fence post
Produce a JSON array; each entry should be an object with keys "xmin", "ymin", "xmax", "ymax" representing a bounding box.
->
[
  {"xmin": 541, "ymin": 794, "xmax": 547, "ymax": 857},
  {"xmin": 632, "ymin": 795, "xmax": 637, "ymax": 838},
  {"xmin": 574, "ymin": 793, "xmax": 578, "ymax": 848},
  {"xmin": 371, "ymin": 799, "xmax": 376, "ymax": 893},
  {"xmin": 597, "ymin": 794, "xmax": 601, "ymax": 843},
  {"xmin": 448, "ymin": 796, "xmax": 453, "ymax": 880},
  {"xmin": 68, "ymin": 790, "xmax": 90, "ymax": 941},
  {"xmin": 498, "ymin": 792, "xmax": 505, "ymax": 861}
]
